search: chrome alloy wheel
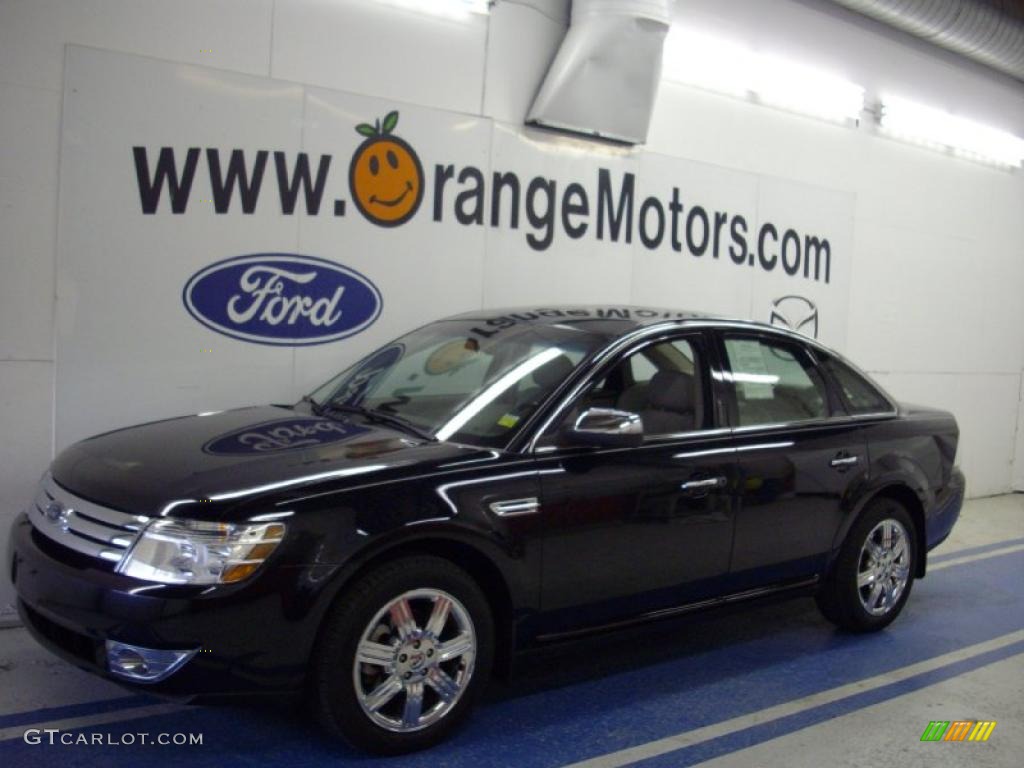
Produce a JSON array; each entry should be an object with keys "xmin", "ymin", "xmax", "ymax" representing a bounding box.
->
[
  {"xmin": 857, "ymin": 519, "xmax": 911, "ymax": 616},
  {"xmin": 352, "ymin": 588, "xmax": 476, "ymax": 733}
]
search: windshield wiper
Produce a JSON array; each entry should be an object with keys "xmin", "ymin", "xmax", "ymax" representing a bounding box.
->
[
  {"xmin": 322, "ymin": 403, "xmax": 435, "ymax": 442},
  {"xmin": 300, "ymin": 394, "xmax": 325, "ymax": 416}
]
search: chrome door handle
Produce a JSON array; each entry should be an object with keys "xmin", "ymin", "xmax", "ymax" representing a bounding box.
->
[
  {"xmin": 489, "ymin": 498, "xmax": 540, "ymax": 517},
  {"xmin": 680, "ymin": 477, "xmax": 726, "ymax": 492},
  {"xmin": 830, "ymin": 456, "xmax": 859, "ymax": 468}
]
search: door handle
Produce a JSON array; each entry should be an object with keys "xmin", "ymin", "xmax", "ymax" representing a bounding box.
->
[
  {"xmin": 680, "ymin": 477, "xmax": 726, "ymax": 492},
  {"xmin": 829, "ymin": 455, "xmax": 859, "ymax": 468}
]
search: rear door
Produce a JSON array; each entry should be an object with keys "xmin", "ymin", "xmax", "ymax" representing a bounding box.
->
[{"xmin": 716, "ymin": 330, "xmax": 868, "ymax": 588}]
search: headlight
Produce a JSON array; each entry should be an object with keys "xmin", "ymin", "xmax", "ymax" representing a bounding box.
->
[{"xmin": 118, "ymin": 519, "xmax": 285, "ymax": 585}]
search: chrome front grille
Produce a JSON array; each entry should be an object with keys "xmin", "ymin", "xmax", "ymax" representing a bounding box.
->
[{"xmin": 29, "ymin": 473, "xmax": 150, "ymax": 565}]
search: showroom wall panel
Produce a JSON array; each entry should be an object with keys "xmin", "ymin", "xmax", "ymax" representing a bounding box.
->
[
  {"xmin": 54, "ymin": 45, "xmax": 858, "ymax": 446},
  {"xmin": 847, "ymin": 221, "xmax": 1024, "ymax": 376},
  {"xmin": 270, "ymin": 0, "xmax": 489, "ymax": 115},
  {"xmin": 1016, "ymin": 379, "xmax": 1024, "ymax": 491},
  {"xmin": 293, "ymin": 85, "xmax": 493, "ymax": 393},
  {"xmin": 1, "ymin": 0, "xmax": 1023, "ymax": 622},
  {"xmin": 55, "ymin": 48, "xmax": 306, "ymax": 448},
  {"xmin": 629, "ymin": 153, "xmax": 760, "ymax": 321},
  {"xmin": 0, "ymin": 82, "xmax": 59, "ymax": 363},
  {"xmin": 873, "ymin": 372, "xmax": 1021, "ymax": 498},
  {"xmin": 0, "ymin": 0, "xmax": 275, "ymax": 91},
  {"xmin": 481, "ymin": 123, "xmax": 640, "ymax": 308},
  {"xmin": 0, "ymin": 362, "xmax": 54, "ymax": 623},
  {"xmin": 643, "ymin": 0, "xmax": 1024, "ymax": 502}
]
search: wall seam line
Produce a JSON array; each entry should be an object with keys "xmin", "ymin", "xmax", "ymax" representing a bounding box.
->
[
  {"xmin": 1013, "ymin": 371, "xmax": 1024, "ymax": 490},
  {"xmin": 268, "ymin": 0, "xmax": 276, "ymax": 78}
]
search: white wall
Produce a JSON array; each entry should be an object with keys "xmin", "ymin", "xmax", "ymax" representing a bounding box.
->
[
  {"xmin": 1015, "ymin": 376, "xmax": 1024, "ymax": 491},
  {"xmin": 1, "ymin": 0, "xmax": 1023, "ymax": 622},
  {"xmin": 654, "ymin": 0, "xmax": 1024, "ymax": 496}
]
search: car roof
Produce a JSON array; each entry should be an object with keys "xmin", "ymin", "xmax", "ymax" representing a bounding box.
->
[{"xmin": 443, "ymin": 305, "xmax": 791, "ymax": 340}]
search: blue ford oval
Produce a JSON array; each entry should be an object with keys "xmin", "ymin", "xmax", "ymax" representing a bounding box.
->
[
  {"xmin": 182, "ymin": 253, "xmax": 382, "ymax": 346},
  {"xmin": 203, "ymin": 416, "xmax": 368, "ymax": 456}
]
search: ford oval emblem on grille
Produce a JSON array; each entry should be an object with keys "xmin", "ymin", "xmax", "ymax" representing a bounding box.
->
[
  {"xmin": 44, "ymin": 501, "xmax": 64, "ymax": 522},
  {"xmin": 182, "ymin": 254, "xmax": 382, "ymax": 346},
  {"xmin": 44, "ymin": 501, "xmax": 70, "ymax": 530}
]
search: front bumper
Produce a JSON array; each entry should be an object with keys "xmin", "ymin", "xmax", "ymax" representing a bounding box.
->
[{"xmin": 7, "ymin": 512, "xmax": 317, "ymax": 697}]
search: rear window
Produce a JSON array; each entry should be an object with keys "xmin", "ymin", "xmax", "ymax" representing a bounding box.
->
[
  {"xmin": 821, "ymin": 356, "xmax": 891, "ymax": 415},
  {"xmin": 723, "ymin": 336, "xmax": 829, "ymax": 426}
]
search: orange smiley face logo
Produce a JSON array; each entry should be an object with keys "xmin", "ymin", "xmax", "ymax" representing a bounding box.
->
[{"xmin": 349, "ymin": 110, "xmax": 424, "ymax": 227}]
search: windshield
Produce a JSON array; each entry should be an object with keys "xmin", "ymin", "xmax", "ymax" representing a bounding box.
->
[{"xmin": 309, "ymin": 319, "xmax": 607, "ymax": 448}]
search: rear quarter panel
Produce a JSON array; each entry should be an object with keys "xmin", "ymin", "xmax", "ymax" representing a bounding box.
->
[{"xmin": 834, "ymin": 404, "xmax": 961, "ymax": 570}]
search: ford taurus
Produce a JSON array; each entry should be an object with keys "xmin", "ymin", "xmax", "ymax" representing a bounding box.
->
[{"xmin": 7, "ymin": 307, "xmax": 965, "ymax": 753}]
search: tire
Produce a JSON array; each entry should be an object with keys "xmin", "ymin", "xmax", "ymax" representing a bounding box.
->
[
  {"xmin": 310, "ymin": 555, "xmax": 494, "ymax": 754},
  {"xmin": 816, "ymin": 497, "xmax": 917, "ymax": 632}
]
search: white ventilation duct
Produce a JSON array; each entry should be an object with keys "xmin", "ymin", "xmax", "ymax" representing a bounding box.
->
[
  {"xmin": 526, "ymin": 0, "xmax": 672, "ymax": 144},
  {"xmin": 827, "ymin": 0, "xmax": 1024, "ymax": 82}
]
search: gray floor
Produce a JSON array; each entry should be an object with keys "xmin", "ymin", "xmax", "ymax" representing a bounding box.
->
[
  {"xmin": 1, "ymin": 494, "xmax": 1022, "ymax": 767},
  {"xmin": 695, "ymin": 654, "xmax": 1021, "ymax": 768},
  {"xmin": 694, "ymin": 495, "xmax": 1024, "ymax": 768}
]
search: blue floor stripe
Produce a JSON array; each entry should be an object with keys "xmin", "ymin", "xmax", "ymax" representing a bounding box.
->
[
  {"xmin": 0, "ymin": 549, "xmax": 1021, "ymax": 768},
  {"xmin": 929, "ymin": 536, "xmax": 1024, "ymax": 563},
  {"xmin": 0, "ymin": 539, "xmax": 1015, "ymax": 729},
  {"xmin": 0, "ymin": 696, "xmax": 152, "ymax": 730},
  {"xmin": 628, "ymin": 638, "xmax": 1024, "ymax": 768}
]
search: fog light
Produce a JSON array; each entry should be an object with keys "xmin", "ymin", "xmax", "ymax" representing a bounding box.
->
[{"xmin": 105, "ymin": 640, "xmax": 198, "ymax": 682}]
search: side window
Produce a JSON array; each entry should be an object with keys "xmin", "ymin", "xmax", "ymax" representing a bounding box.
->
[
  {"xmin": 723, "ymin": 335, "xmax": 828, "ymax": 427},
  {"xmin": 821, "ymin": 356, "xmax": 891, "ymax": 415},
  {"xmin": 629, "ymin": 352, "xmax": 658, "ymax": 384},
  {"xmin": 545, "ymin": 337, "xmax": 706, "ymax": 441}
]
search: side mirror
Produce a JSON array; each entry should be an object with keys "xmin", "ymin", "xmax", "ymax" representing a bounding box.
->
[{"xmin": 562, "ymin": 407, "xmax": 644, "ymax": 448}]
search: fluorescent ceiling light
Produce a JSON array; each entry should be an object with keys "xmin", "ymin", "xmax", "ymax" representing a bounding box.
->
[
  {"xmin": 880, "ymin": 96, "xmax": 1024, "ymax": 169},
  {"xmin": 662, "ymin": 28, "xmax": 865, "ymax": 124},
  {"xmin": 663, "ymin": 28, "xmax": 753, "ymax": 100},
  {"xmin": 372, "ymin": 0, "xmax": 489, "ymax": 20},
  {"xmin": 754, "ymin": 55, "xmax": 865, "ymax": 124}
]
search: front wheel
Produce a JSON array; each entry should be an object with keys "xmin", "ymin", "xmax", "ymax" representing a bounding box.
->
[
  {"xmin": 311, "ymin": 556, "xmax": 494, "ymax": 754},
  {"xmin": 816, "ymin": 498, "xmax": 916, "ymax": 632}
]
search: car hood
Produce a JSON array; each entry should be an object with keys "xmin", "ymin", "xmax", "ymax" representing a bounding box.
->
[{"xmin": 50, "ymin": 405, "xmax": 489, "ymax": 518}]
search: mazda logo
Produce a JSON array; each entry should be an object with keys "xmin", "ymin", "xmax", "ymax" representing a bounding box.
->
[{"xmin": 770, "ymin": 295, "xmax": 819, "ymax": 339}]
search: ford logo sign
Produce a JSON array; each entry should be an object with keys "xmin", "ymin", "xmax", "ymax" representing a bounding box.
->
[
  {"xmin": 183, "ymin": 254, "xmax": 382, "ymax": 346},
  {"xmin": 203, "ymin": 417, "xmax": 368, "ymax": 455}
]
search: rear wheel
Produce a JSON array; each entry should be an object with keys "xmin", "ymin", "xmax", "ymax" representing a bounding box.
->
[
  {"xmin": 816, "ymin": 498, "xmax": 916, "ymax": 632},
  {"xmin": 311, "ymin": 556, "xmax": 493, "ymax": 754}
]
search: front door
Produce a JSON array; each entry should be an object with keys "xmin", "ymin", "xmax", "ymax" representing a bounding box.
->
[{"xmin": 531, "ymin": 332, "xmax": 737, "ymax": 636}]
